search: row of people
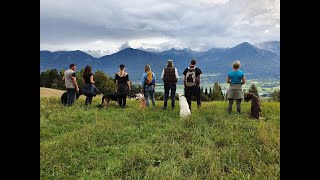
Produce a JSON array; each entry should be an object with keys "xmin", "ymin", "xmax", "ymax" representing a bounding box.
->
[{"xmin": 62, "ymin": 58, "xmax": 245, "ymax": 113}]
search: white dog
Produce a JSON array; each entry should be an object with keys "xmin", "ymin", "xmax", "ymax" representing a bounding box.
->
[
  {"xmin": 135, "ymin": 93, "xmax": 144, "ymax": 100},
  {"xmin": 178, "ymin": 93, "xmax": 191, "ymax": 118}
]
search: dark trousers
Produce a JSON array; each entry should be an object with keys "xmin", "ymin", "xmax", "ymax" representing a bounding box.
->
[
  {"xmin": 66, "ymin": 88, "xmax": 76, "ymax": 106},
  {"xmin": 185, "ymin": 86, "xmax": 201, "ymax": 111},
  {"xmin": 85, "ymin": 95, "xmax": 93, "ymax": 105},
  {"xmin": 118, "ymin": 95, "xmax": 127, "ymax": 107},
  {"xmin": 164, "ymin": 84, "xmax": 176, "ymax": 108},
  {"xmin": 228, "ymin": 99, "xmax": 242, "ymax": 113}
]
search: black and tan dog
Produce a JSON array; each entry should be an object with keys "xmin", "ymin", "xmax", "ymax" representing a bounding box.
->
[
  {"xmin": 245, "ymin": 92, "xmax": 262, "ymax": 119},
  {"xmin": 98, "ymin": 93, "xmax": 119, "ymax": 108},
  {"xmin": 61, "ymin": 91, "xmax": 81, "ymax": 105}
]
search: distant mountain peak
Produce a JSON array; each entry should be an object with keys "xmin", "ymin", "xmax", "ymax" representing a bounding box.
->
[{"xmin": 236, "ymin": 42, "xmax": 255, "ymax": 48}]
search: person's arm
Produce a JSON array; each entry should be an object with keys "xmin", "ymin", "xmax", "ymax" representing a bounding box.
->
[
  {"xmin": 141, "ymin": 73, "xmax": 145, "ymax": 92},
  {"xmin": 62, "ymin": 76, "xmax": 65, "ymax": 81},
  {"xmin": 226, "ymin": 76, "xmax": 231, "ymax": 83},
  {"xmin": 241, "ymin": 75, "xmax": 246, "ymax": 84},
  {"xmin": 196, "ymin": 69, "xmax": 202, "ymax": 86},
  {"xmin": 127, "ymin": 81, "xmax": 131, "ymax": 91},
  {"xmin": 126, "ymin": 74, "xmax": 131, "ymax": 91},
  {"xmin": 90, "ymin": 74, "xmax": 95, "ymax": 84},
  {"xmin": 196, "ymin": 74, "xmax": 201, "ymax": 86},
  {"xmin": 161, "ymin": 69, "xmax": 164, "ymax": 80},
  {"xmin": 153, "ymin": 73, "xmax": 156, "ymax": 88},
  {"xmin": 175, "ymin": 68, "xmax": 179, "ymax": 81},
  {"xmin": 182, "ymin": 69, "xmax": 187, "ymax": 86},
  {"xmin": 115, "ymin": 73, "xmax": 118, "ymax": 85},
  {"xmin": 71, "ymin": 73, "xmax": 79, "ymax": 91}
]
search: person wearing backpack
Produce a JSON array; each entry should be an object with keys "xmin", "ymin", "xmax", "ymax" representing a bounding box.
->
[
  {"xmin": 161, "ymin": 59, "xmax": 179, "ymax": 110},
  {"xmin": 141, "ymin": 64, "xmax": 156, "ymax": 107},
  {"xmin": 182, "ymin": 59, "xmax": 202, "ymax": 112}
]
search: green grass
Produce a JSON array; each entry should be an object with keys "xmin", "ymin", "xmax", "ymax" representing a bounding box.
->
[{"xmin": 40, "ymin": 97, "xmax": 280, "ymax": 179}]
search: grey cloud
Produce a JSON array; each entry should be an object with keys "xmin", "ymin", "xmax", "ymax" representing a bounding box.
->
[
  {"xmin": 41, "ymin": 0, "xmax": 279, "ymax": 53},
  {"xmin": 119, "ymin": 42, "xmax": 132, "ymax": 51}
]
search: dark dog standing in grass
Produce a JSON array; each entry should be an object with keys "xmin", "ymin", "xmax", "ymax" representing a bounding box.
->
[
  {"xmin": 98, "ymin": 93, "xmax": 120, "ymax": 108},
  {"xmin": 61, "ymin": 91, "xmax": 81, "ymax": 105},
  {"xmin": 245, "ymin": 92, "xmax": 262, "ymax": 119}
]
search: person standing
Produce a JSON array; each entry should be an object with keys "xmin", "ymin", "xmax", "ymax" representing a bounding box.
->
[
  {"xmin": 141, "ymin": 64, "xmax": 156, "ymax": 107},
  {"xmin": 161, "ymin": 59, "xmax": 179, "ymax": 110},
  {"xmin": 182, "ymin": 59, "xmax": 202, "ymax": 112},
  {"xmin": 81, "ymin": 65, "xmax": 99, "ymax": 105},
  {"xmin": 226, "ymin": 60, "xmax": 246, "ymax": 113},
  {"xmin": 62, "ymin": 64, "xmax": 79, "ymax": 106},
  {"xmin": 115, "ymin": 64, "xmax": 131, "ymax": 108}
]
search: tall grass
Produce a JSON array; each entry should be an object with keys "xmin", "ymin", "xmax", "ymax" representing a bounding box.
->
[{"xmin": 40, "ymin": 97, "xmax": 280, "ymax": 179}]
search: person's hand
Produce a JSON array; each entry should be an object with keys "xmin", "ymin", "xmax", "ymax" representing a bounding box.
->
[
  {"xmin": 76, "ymin": 87, "xmax": 79, "ymax": 92},
  {"xmin": 129, "ymin": 87, "xmax": 131, "ymax": 91}
]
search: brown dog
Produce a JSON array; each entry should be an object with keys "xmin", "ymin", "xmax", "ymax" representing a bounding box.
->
[
  {"xmin": 139, "ymin": 98, "xmax": 146, "ymax": 109},
  {"xmin": 245, "ymin": 92, "xmax": 262, "ymax": 119}
]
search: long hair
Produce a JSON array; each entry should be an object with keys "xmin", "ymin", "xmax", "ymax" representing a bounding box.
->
[
  {"xmin": 83, "ymin": 65, "xmax": 92, "ymax": 76},
  {"xmin": 144, "ymin": 64, "xmax": 151, "ymax": 72}
]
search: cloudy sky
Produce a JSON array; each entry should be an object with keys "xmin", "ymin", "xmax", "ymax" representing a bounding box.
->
[{"xmin": 40, "ymin": 0, "xmax": 280, "ymax": 56}]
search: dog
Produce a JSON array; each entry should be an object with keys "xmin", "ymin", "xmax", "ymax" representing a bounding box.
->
[
  {"xmin": 134, "ymin": 93, "xmax": 146, "ymax": 109},
  {"xmin": 99, "ymin": 93, "xmax": 119, "ymax": 108},
  {"xmin": 245, "ymin": 92, "xmax": 262, "ymax": 119},
  {"xmin": 178, "ymin": 93, "xmax": 191, "ymax": 117},
  {"xmin": 134, "ymin": 93, "xmax": 144, "ymax": 100},
  {"xmin": 139, "ymin": 98, "xmax": 146, "ymax": 109},
  {"xmin": 61, "ymin": 91, "xmax": 81, "ymax": 105}
]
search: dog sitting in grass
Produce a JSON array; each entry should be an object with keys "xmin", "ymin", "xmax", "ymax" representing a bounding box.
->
[
  {"xmin": 245, "ymin": 92, "xmax": 262, "ymax": 119},
  {"xmin": 61, "ymin": 91, "xmax": 81, "ymax": 105},
  {"xmin": 98, "ymin": 93, "xmax": 119, "ymax": 108},
  {"xmin": 134, "ymin": 93, "xmax": 146, "ymax": 109},
  {"xmin": 139, "ymin": 97, "xmax": 146, "ymax": 109}
]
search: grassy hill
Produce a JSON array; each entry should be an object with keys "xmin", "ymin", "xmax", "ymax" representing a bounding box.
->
[
  {"xmin": 40, "ymin": 87, "xmax": 66, "ymax": 98},
  {"xmin": 40, "ymin": 91, "xmax": 280, "ymax": 179}
]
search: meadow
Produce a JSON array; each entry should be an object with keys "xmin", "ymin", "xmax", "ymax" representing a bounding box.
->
[{"xmin": 40, "ymin": 88, "xmax": 280, "ymax": 179}]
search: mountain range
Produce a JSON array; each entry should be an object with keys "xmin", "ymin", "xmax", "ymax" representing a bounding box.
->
[{"xmin": 40, "ymin": 41, "xmax": 280, "ymax": 84}]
